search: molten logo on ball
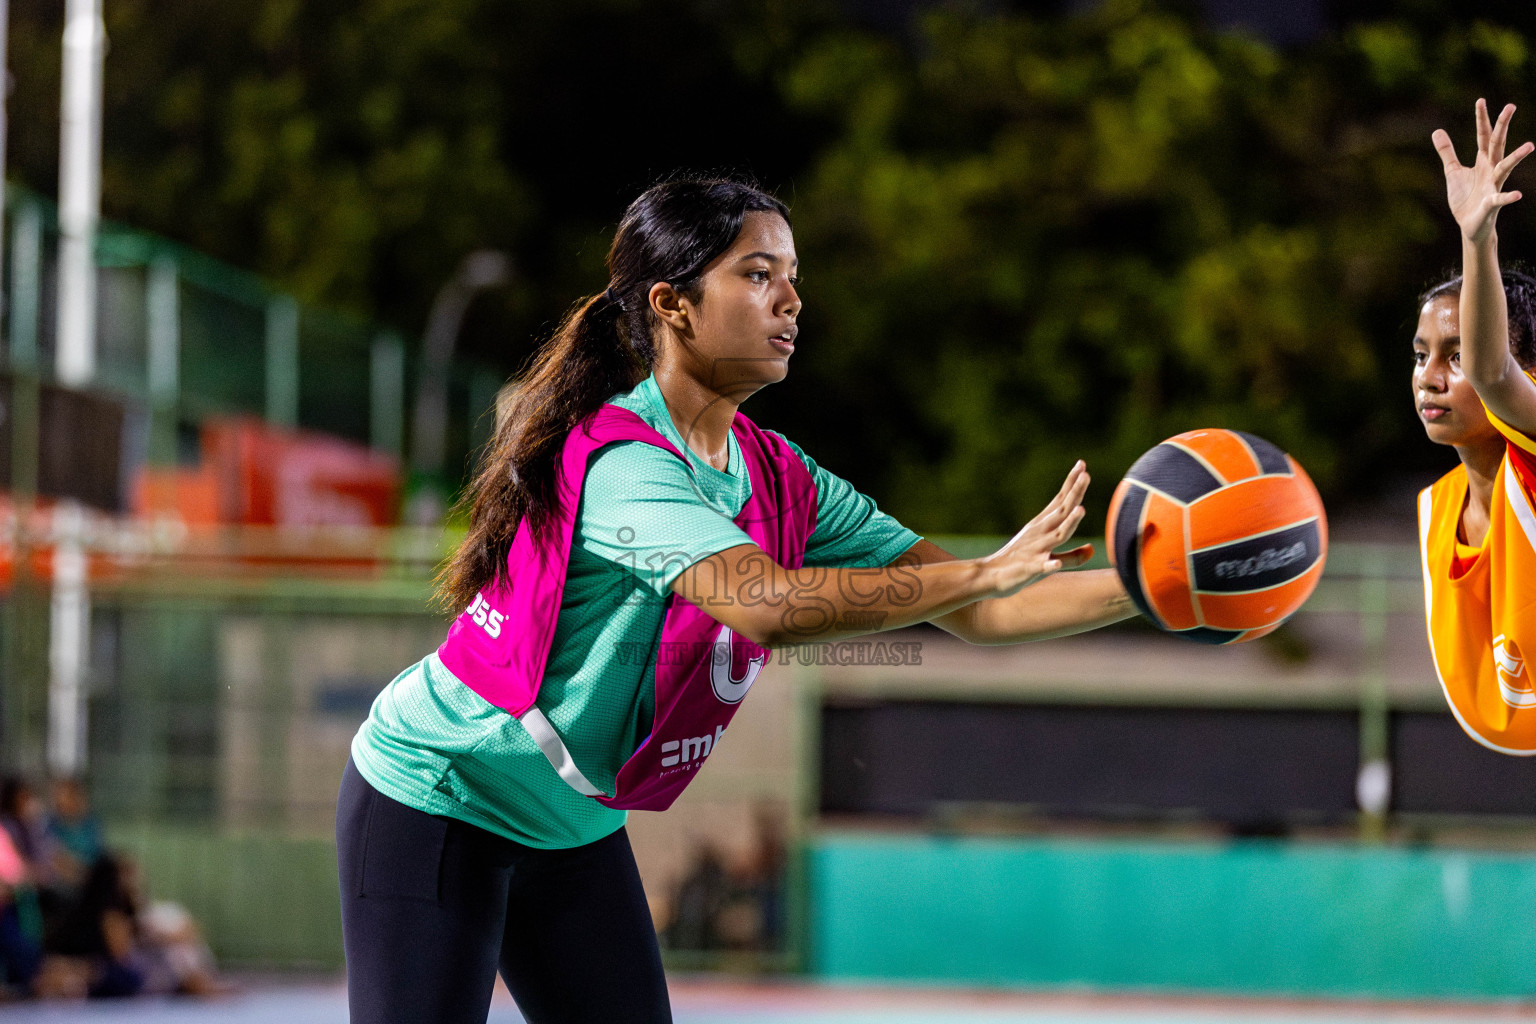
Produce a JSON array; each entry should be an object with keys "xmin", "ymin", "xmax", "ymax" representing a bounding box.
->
[{"xmin": 1212, "ymin": 541, "xmax": 1310, "ymax": 581}]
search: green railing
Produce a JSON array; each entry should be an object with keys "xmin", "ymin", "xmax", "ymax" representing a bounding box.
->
[{"xmin": 3, "ymin": 185, "xmax": 503, "ymax": 474}]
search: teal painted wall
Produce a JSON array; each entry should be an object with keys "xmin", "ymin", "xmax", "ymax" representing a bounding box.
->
[{"xmin": 809, "ymin": 834, "xmax": 1536, "ymax": 998}]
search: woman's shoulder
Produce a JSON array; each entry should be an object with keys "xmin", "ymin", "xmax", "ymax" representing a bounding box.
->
[
  {"xmin": 1422, "ymin": 462, "xmax": 1467, "ymax": 506},
  {"xmin": 603, "ymin": 375, "xmax": 668, "ymax": 433},
  {"xmin": 1487, "ymin": 403, "xmax": 1536, "ymax": 459},
  {"xmin": 586, "ymin": 437, "xmax": 695, "ymax": 490}
]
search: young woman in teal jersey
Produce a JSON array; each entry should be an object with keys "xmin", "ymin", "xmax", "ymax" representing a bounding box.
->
[{"xmin": 339, "ymin": 177, "xmax": 1137, "ymax": 1024}]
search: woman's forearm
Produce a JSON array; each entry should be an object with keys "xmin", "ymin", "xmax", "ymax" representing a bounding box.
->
[
  {"xmin": 896, "ymin": 538, "xmax": 1137, "ymax": 644},
  {"xmin": 1462, "ymin": 234, "xmax": 1536, "ymax": 435},
  {"xmin": 1462, "ymin": 234, "xmax": 1520, "ymax": 393},
  {"xmin": 677, "ymin": 464, "xmax": 1098, "ymax": 648},
  {"xmin": 675, "ymin": 544, "xmax": 999, "ymax": 647},
  {"xmin": 939, "ymin": 568, "xmax": 1136, "ymax": 644}
]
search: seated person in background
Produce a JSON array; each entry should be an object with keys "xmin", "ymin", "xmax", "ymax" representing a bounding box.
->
[
  {"xmin": 0, "ymin": 779, "xmax": 71, "ymax": 900},
  {"xmin": 0, "ymin": 821, "xmax": 89, "ymax": 1000},
  {"xmin": 45, "ymin": 779, "xmax": 103, "ymax": 884},
  {"xmin": 49, "ymin": 854, "xmax": 225, "ymax": 999},
  {"xmin": 48, "ymin": 854, "xmax": 146, "ymax": 998},
  {"xmin": 0, "ymin": 777, "xmax": 73, "ymax": 950},
  {"xmin": 137, "ymin": 899, "xmax": 227, "ymax": 997},
  {"xmin": 0, "ymin": 826, "xmax": 42, "ymax": 999}
]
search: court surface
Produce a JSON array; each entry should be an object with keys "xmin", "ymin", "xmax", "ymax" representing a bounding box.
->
[{"xmin": 4, "ymin": 977, "xmax": 1536, "ymax": 1024}]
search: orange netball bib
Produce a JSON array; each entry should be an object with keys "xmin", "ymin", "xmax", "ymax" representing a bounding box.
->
[{"xmin": 1418, "ymin": 405, "xmax": 1536, "ymax": 754}]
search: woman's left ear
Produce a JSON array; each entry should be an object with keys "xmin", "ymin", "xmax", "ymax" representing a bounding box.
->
[{"xmin": 649, "ymin": 281, "xmax": 690, "ymax": 333}]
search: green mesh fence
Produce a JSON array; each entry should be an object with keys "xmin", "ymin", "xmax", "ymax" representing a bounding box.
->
[{"xmin": 3, "ymin": 184, "xmax": 500, "ymax": 471}]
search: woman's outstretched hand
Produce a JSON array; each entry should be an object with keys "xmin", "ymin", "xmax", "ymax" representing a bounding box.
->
[
  {"xmin": 1434, "ymin": 98, "xmax": 1535, "ymax": 245},
  {"xmin": 979, "ymin": 460, "xmax": 1094, "ymax": 600}
]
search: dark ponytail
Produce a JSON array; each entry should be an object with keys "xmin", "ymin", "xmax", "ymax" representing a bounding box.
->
[
  {"xmin": 436, "ymin": 176, "xmax": 790, "ymax": 613},
  {"xmin": 1420, "ymin": 266, "xmax": 1536, "ymax": 370}
]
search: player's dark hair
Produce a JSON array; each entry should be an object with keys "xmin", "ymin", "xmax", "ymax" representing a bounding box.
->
[
  {"xmin": 437, "ymin": 176, "xmax": 790, "ymax": 613},
  {"xmin": 1420, "ymin": 267, "xmax": 1536, "ymax": 369},
  {"xmin": 0, "ymin": 776, "xmax": 26, "ymax": 818}
]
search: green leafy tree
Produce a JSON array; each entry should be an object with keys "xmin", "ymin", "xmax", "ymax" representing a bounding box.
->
[
  {"xmin": 11, "ymin": 0, "xmax": 1536, "ymax": 530},
  {"xmin": 757, "ymin": 0, "xmax": 1536, "ymax": 532},
  {"xmin": 5, "ymin": 0, "xmax": 819, "ymax": 367},
  {"xmin": 13, "ymin": 0, "xmax": 526, "ymax": 329}
]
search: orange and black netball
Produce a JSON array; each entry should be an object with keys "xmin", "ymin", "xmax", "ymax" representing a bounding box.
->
[{"xmin": 1106, "ymin": 429, "xmax": 1328, "ymax": 645}]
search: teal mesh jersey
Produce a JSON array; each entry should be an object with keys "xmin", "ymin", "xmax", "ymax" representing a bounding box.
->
[{"xmin": 352, "ymin": 375, "xmax": 921, "ymax": 849}]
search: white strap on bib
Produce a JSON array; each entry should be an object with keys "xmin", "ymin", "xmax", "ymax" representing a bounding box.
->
[{"xmin": 519, "ymin": 707, "xmax": 604, "ymax": 797}]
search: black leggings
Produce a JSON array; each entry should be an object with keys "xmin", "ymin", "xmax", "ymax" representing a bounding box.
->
[{"xmin": 336, "ymin": 758, "xmax": 672, "ymax": 1024}]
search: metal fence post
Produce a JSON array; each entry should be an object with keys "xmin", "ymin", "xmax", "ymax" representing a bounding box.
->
[
  {"xmin": 1357, "ymin": 544, "xmax": 1391, "ymax": 842},
  {"xmin": 3, "ymin": 198, "xmax": 44, "ymax": 773},
  {"xmin": 369, "ymin": 332, "xmax": 404, "ymax": 458},
  {"xmin": 147, "ymin": 257, "xmax": 180, "ymax": 465},
  {"xmin": 8, "ymin": 199, "xmax": 40, "ymax": 371},
  {"xmin": 787, "ymin": 659, "xmax": 823, "ymax": 974},
  {"xmin": 8, "ymin": 201, "xmax": 40, "ymax": 501},
  {"xmin": 468, "ymin": 369, "xmax": 502, "ymax": 457},
  {"xmin": 265, "ymin": 295, "xmax": 300, "ymax": 429}
]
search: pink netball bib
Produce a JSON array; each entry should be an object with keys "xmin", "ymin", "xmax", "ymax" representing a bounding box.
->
[{"xmin": 436, "ymin": 404, "xmax": 817, "ymax": 811}]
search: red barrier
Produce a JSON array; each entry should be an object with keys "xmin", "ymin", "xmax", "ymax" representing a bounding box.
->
[{"xmin": 136, "ymin": 418, "xmax": 401, "ymax": 528}]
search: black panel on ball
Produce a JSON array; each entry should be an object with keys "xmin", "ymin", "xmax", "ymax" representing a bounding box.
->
[
  {"xmin": 1189, "ymin": 521, "xmax": 1321, "ymax": 594},
  {"xmin": 1110, "ymin": 483, "xmax": 1157, "ymax": 625},
  {"xmin": 1126, "ymin": 444, "xmax": 1223, "ymax": 504},
  {"xmin": 1235, "ymin": 431, "xmax": 1293, "ymax": 476},
  {"xmin": 1180, "ymin": 626, "xmax": 1243, "ymax": 645}
]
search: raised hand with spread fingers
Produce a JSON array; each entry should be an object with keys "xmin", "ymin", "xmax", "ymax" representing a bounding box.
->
[{"xmin": 1431, "ymin": 99, "xmax": 1536, "ymax": 436}]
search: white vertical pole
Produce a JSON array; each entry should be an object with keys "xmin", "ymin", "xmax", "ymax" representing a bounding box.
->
[
  {"xmin": 56, "ymin": 0, "xmax": 105, "ymax": 386},
  {"xmin": 47, "ymin": 501, "xmax": 89, "ymax": 775},
  {"xmin": 50, "ymin": 0, "xmax": 104, "ymax": 775}
]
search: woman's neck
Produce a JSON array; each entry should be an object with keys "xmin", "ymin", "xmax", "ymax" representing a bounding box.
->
[
  {"xmin": 651, "ymin": 362, "xmax": 738, "ymax": 469},
  {"xmin": 1456, "ymin": 437, "xmax": 1505, "ymax": 545}
]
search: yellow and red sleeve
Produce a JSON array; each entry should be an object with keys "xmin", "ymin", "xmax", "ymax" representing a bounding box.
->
[{"xmin": 1484, "ymin": 369, "xmax": 1536, "ymax": 499}]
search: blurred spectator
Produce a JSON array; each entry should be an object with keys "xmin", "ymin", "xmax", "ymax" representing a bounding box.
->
[
  {"xmin": 0, "ymin": 775, "xmax": 225, "ymax": 1002},
  {"xmin": 137, "ymin": 899, "xmax": 227, "ymax": 996},
  {"xmin": 0, "ymin": 814, "xmax": 90, "ymax": 1000},
  {"xmin": 0, "ymin": 778, "xmax": 70, "ymax": 890},
  {"xmin": 1, "ymin": 778, "xmax": 50, "ymax": 880},
  {"xmin": 665, "ymin": 805, "xmax": 791, "ymax": 955},
  {"xmin": 48, "ymin": 854, "xmax": 225, "ymax": 998},
  {"xmin": 666, "ymin": 846, "xmax": 729, "ymax": 951},
  {"xmin": 0, "ymin": 825, "xmax": 42, "ymax": 998},
  {"xmin": 1, "ymin": 777, "xmax": 73, "ymax": 943},
  {"xmin": 741, "ymin": 803, "xmax": 787, "ymax": 952},
  {"xmin": 45, "ymin": 778, "xmax": 104, "ymax": 884},
  {"xmin": 48, "ymin": 854, "xmax": 146, "ymax": 997}
]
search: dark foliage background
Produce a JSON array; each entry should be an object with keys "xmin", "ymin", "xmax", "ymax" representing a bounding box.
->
[{"xmin": 7, "ymin": 0, "xmax": 1533, "ymax": 533}]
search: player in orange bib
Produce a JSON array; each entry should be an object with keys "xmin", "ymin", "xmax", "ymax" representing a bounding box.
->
[{"xmin": 1418, "ymin": 99, "xmax": 1536, "ymax": 753}]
